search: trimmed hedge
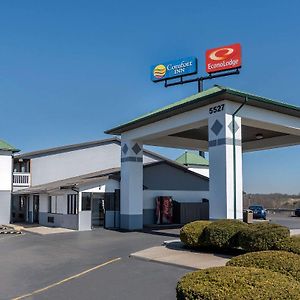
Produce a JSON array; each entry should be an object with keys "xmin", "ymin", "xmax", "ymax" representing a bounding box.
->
[
  {"xmin": 180, "ymin": 221, "xmax": 211, "ymax": 248},
  {"xmin": 237, "ymin": 223, "xmax": 290, "ymax": 252},
  {"xmin": 227, "ymin": 250, "xmax": 300, "ymax": 282},
  {"xmin": 176, "ymin": 266, "xmax": 300, "ymax": 300},
  {"xmin": 203, "ymin": 219, "xmax": 247, "ymax": 249},
  {"xmin": 180, "ymin": 219, "xmax": 294, "ymax": 254},
  {"xmin": 274, "ymin": 235, "xmax": 300, "ymax": 255}
]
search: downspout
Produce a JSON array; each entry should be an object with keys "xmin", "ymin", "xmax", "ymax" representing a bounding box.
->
[{"xmin": 232, "ymin": 96, "xmax": 248, "ymax": 219}]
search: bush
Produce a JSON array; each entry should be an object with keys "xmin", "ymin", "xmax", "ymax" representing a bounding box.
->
[
  {"xmin": 176, "ymin": 266, "xmax": 300, "ymax": 300},
  {"xmin": 237, "ymin": 223, "xmax": 290, "ymax": 252},
  {"xmin": 227, "ymin": 250, "xmax": 300, "ymax": 282},
  {"xmin": 202, "ymin": 219, "xmax": 248, "ymax": 249},
  {"xmin": 274, "ymin": 235, "xmax": 300, "ymax": 255},
  {"xmin": 180, "ymin": 221, "xmax": 211, "ymax": 248}
]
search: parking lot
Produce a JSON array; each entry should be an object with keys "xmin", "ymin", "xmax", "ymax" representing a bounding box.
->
[
  {"xmin": 0, "ymin": 228, "xmax": 188, "ymax": 300},
  {"xmin": 0, "ymin": 214, "xmax": 299, "ymax": 300},
  {"xmin": 268, "ymin": 212, "xmax": 300, "ymax": 229}
]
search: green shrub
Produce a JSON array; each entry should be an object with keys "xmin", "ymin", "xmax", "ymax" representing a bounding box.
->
[
  {"xmin": 180, "ymin": 221, "xmax": 211, "ymax": 248},
  {"xmin": 274, "ymin": 235, "xmax": 300, "ymax": 255},
  {"xmin": 227, "ymin": 250, "xmax": 300, "ymax": 282},
  {"xmin": 237, "ymin": 223, "xmax": 290, "ymax": 252},
  {"xmin": 203, "ymin": 219, "xmax": 248, "ymax": 249},
  {"xmin": 176, "ymin": 266, "xmax": 300, "ymax": 300}
]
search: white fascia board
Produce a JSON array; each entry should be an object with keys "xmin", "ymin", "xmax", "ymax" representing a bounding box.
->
[
  {"xmin": 121, "ymin": 101, "xmax": 219, "ymax": 141},
  {"xmin": 240, "ymin": 105, "xmax": 300, "ymax": 136}
]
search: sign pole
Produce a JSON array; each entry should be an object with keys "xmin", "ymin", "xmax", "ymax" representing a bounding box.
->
[{"xmin": 198, "ymin": 79, "xmax": 203, "ymax": 93}]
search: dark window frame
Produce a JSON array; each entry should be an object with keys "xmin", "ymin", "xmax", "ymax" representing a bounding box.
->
[
  {"xmin": 48, "ymin": 196, "xmax": 52, "ymax": 213},
  {"xmin": 67, "ymin": 194, "xmax": 77, "ymax": 214}
]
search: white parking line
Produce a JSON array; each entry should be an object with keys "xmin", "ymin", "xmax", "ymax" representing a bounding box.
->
[{"xmin": 12, "ymin": 257, "xmax": 121, "ymax": 300}]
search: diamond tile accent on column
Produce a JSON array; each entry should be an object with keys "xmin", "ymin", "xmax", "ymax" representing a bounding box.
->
[
  {"xmin": 211, "ymin": 120, "xmax": 223, "ymax": 136},
  {"xmin": 122, "ymin": 144, "xmax": 128, "ymax": 154},
  {"xmin": 132, "ymin": 143, "xmax": 141, "ymax": 155},
  {"xmin": 228, "ymin": 120, "xmax": 240, "ymax": 134}
]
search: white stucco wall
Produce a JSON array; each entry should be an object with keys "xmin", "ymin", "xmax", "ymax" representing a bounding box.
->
[
  {"xmin": 0, "ymin": 151, "xmax": 12, "ymax": 191},
  {"xmin": 188, "ymin": 166, "xmax": 209, "ymax": 178},
  {"xmin": 0, "ymin": 151, "xmax": 13, "ymax": 224},
  {"xmin": 143, "ymin": 190, "xmax": 209, "ymax": 210},
  {"xmin": 79, "ymin": 179, "xmax": 120, "ymax": 194},
  {"xmin": 30, "ymin": 142, "xmax": 160, "ymax": 186},
  {"xmin": 39, "ymin": 194, "xmax": 48, "ymax": 213},
  {"xmin": 39, "ymin": 192, "xmax": 78, "ymax": 214}
]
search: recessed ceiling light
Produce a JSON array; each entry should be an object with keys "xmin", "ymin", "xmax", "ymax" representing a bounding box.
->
[{"xmin": 256, "ymin": 133, "xmax": 264, "ymax": 140}]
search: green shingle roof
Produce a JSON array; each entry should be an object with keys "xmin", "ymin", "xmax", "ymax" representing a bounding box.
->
[
  {"xmin": 106, "ymin": 85, "xmax": 300, "ymax": 135},
  {"xmin": 176, "ymin": 152, "xmax": 209, "ymax": 166},
  {"xmin": 0, "ymin": 140, "xmax": 20, "ymax": 153}
]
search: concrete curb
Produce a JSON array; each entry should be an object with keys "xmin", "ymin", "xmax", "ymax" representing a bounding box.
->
[
  {"xmin": 130, "ymin": 241, "xmax": 231, "ymax": 270},
  {"xmin": 130, "ymin": 254, "xmax": 197, "ymax": 271}
]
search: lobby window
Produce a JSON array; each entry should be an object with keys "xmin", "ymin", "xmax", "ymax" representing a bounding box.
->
[
  {"xmin": 82, "ymin": 193, "xmax": 91, "ymax": 211},
  {"xmin": 67, "ymin": 194, "xmax": 77, "ymax": 214}
]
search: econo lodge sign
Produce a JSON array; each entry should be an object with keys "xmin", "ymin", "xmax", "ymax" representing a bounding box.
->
[{"xmin": 206, "ymin": 43, "xmax": 241, "ymax": 73}]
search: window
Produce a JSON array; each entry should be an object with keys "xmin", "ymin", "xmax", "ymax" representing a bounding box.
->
[
  {"xmin": 48, "ymin": 196, "xmax": 58, "ymax": 214},
  {"xmin": 67, "ymin": 194, "xmax": 77, "ymax": 214},
  {"xmin": 48, "ymin": 216, "xmax": 54, "ymax": 223},
  {"xmin": 48, "ymin": 196, "xmax": 52, "ymax": 213},
  {"xmin": 82, "ymin": 193, "xmax": 91, "ymax": 211}
]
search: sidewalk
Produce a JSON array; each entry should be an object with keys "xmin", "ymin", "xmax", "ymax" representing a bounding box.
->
[
  {"xmin": 132, "ymin": 228, "xmax": 300, "ymax": 270},
  {"xmin": 130, "ymin": 240, "xmax": 231, "ymax": 270},
  {"xmin": 9, "ymin": 223, "xmax": 75, "ymax": 235}
]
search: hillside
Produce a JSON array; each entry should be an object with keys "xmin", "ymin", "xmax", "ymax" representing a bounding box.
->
[{"xmin": 244, "ymin": 193, "xmax": 300, "ymax": 209}]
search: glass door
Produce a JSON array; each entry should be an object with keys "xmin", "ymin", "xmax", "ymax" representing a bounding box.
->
[
  {"xmin": 91, "ymin": 193, "xmax": 105, "ymax": 227},
  {"xmin": 33, "ymin": 195, "xmax": 39, "ymax": 223}
]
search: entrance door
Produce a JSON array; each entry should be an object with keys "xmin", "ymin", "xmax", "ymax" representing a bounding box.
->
[
  {"xmin": 12, "ymin": 196, "xmax": 28, "ymax": 223},
  {"xmin": 91, "ymin": 193, "xmax": 105, "ymax": 227},
  {"xmin": 33, "ymin": 195, "xmax": 39, "ymax": 223}
]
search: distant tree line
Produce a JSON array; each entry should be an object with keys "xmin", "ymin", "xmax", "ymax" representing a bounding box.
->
[{"xmin": 243, "ymin": 193, "xmax": 300, "ymax": 209}]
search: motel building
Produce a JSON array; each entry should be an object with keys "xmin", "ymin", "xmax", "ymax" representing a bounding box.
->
[
  {"xmin": 0, "ymin": 138, "xmax": 209, "ymax": 230},
  {"xmin": 0, "ymin": 85, "xmax": 299, "ymax": 231}
]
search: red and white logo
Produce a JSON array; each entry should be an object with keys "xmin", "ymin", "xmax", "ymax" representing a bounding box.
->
[{"xmin": 206, "ymin": 43, "xmax": 241, "ymax": 73}]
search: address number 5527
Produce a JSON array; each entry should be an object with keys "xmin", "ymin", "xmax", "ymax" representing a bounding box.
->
[{"xmin": 209, "ymin": 104, "xmax": 225, "ymax": 114}]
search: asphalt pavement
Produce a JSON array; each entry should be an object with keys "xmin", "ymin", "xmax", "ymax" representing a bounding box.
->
[
  {"xmin": 1, "ymin": 215, "xmax": 299, "ymax": 300},
  {"xmin": 0, "ymin": 228, "xmax": 189, "ymax": 300},
  {"xmin": 269, "ymin": 214, "xmax": 300, "ymax": 229}
]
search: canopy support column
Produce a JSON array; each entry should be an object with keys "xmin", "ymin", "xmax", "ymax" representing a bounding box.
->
[
  {"xmin": 208, "ymin": 112, "xmax": 243, "ymax": 219},
  {"xmin": 120, "ymin": 138, "xmax": 143, "ymax": 230}
]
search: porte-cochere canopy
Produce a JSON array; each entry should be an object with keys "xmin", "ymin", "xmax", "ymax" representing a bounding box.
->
[
  {"xmin": 106, "ymin": 85, "xmax": 300, "ymax": 152},
  {"xmin": 106, "ymin": 86, "xmax": 300, "ymax": 230}
]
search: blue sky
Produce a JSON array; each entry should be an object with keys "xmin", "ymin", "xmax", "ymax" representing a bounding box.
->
[{"xmin": 1, "ymin": 1, "xmax": 300, "ymax": 194}]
